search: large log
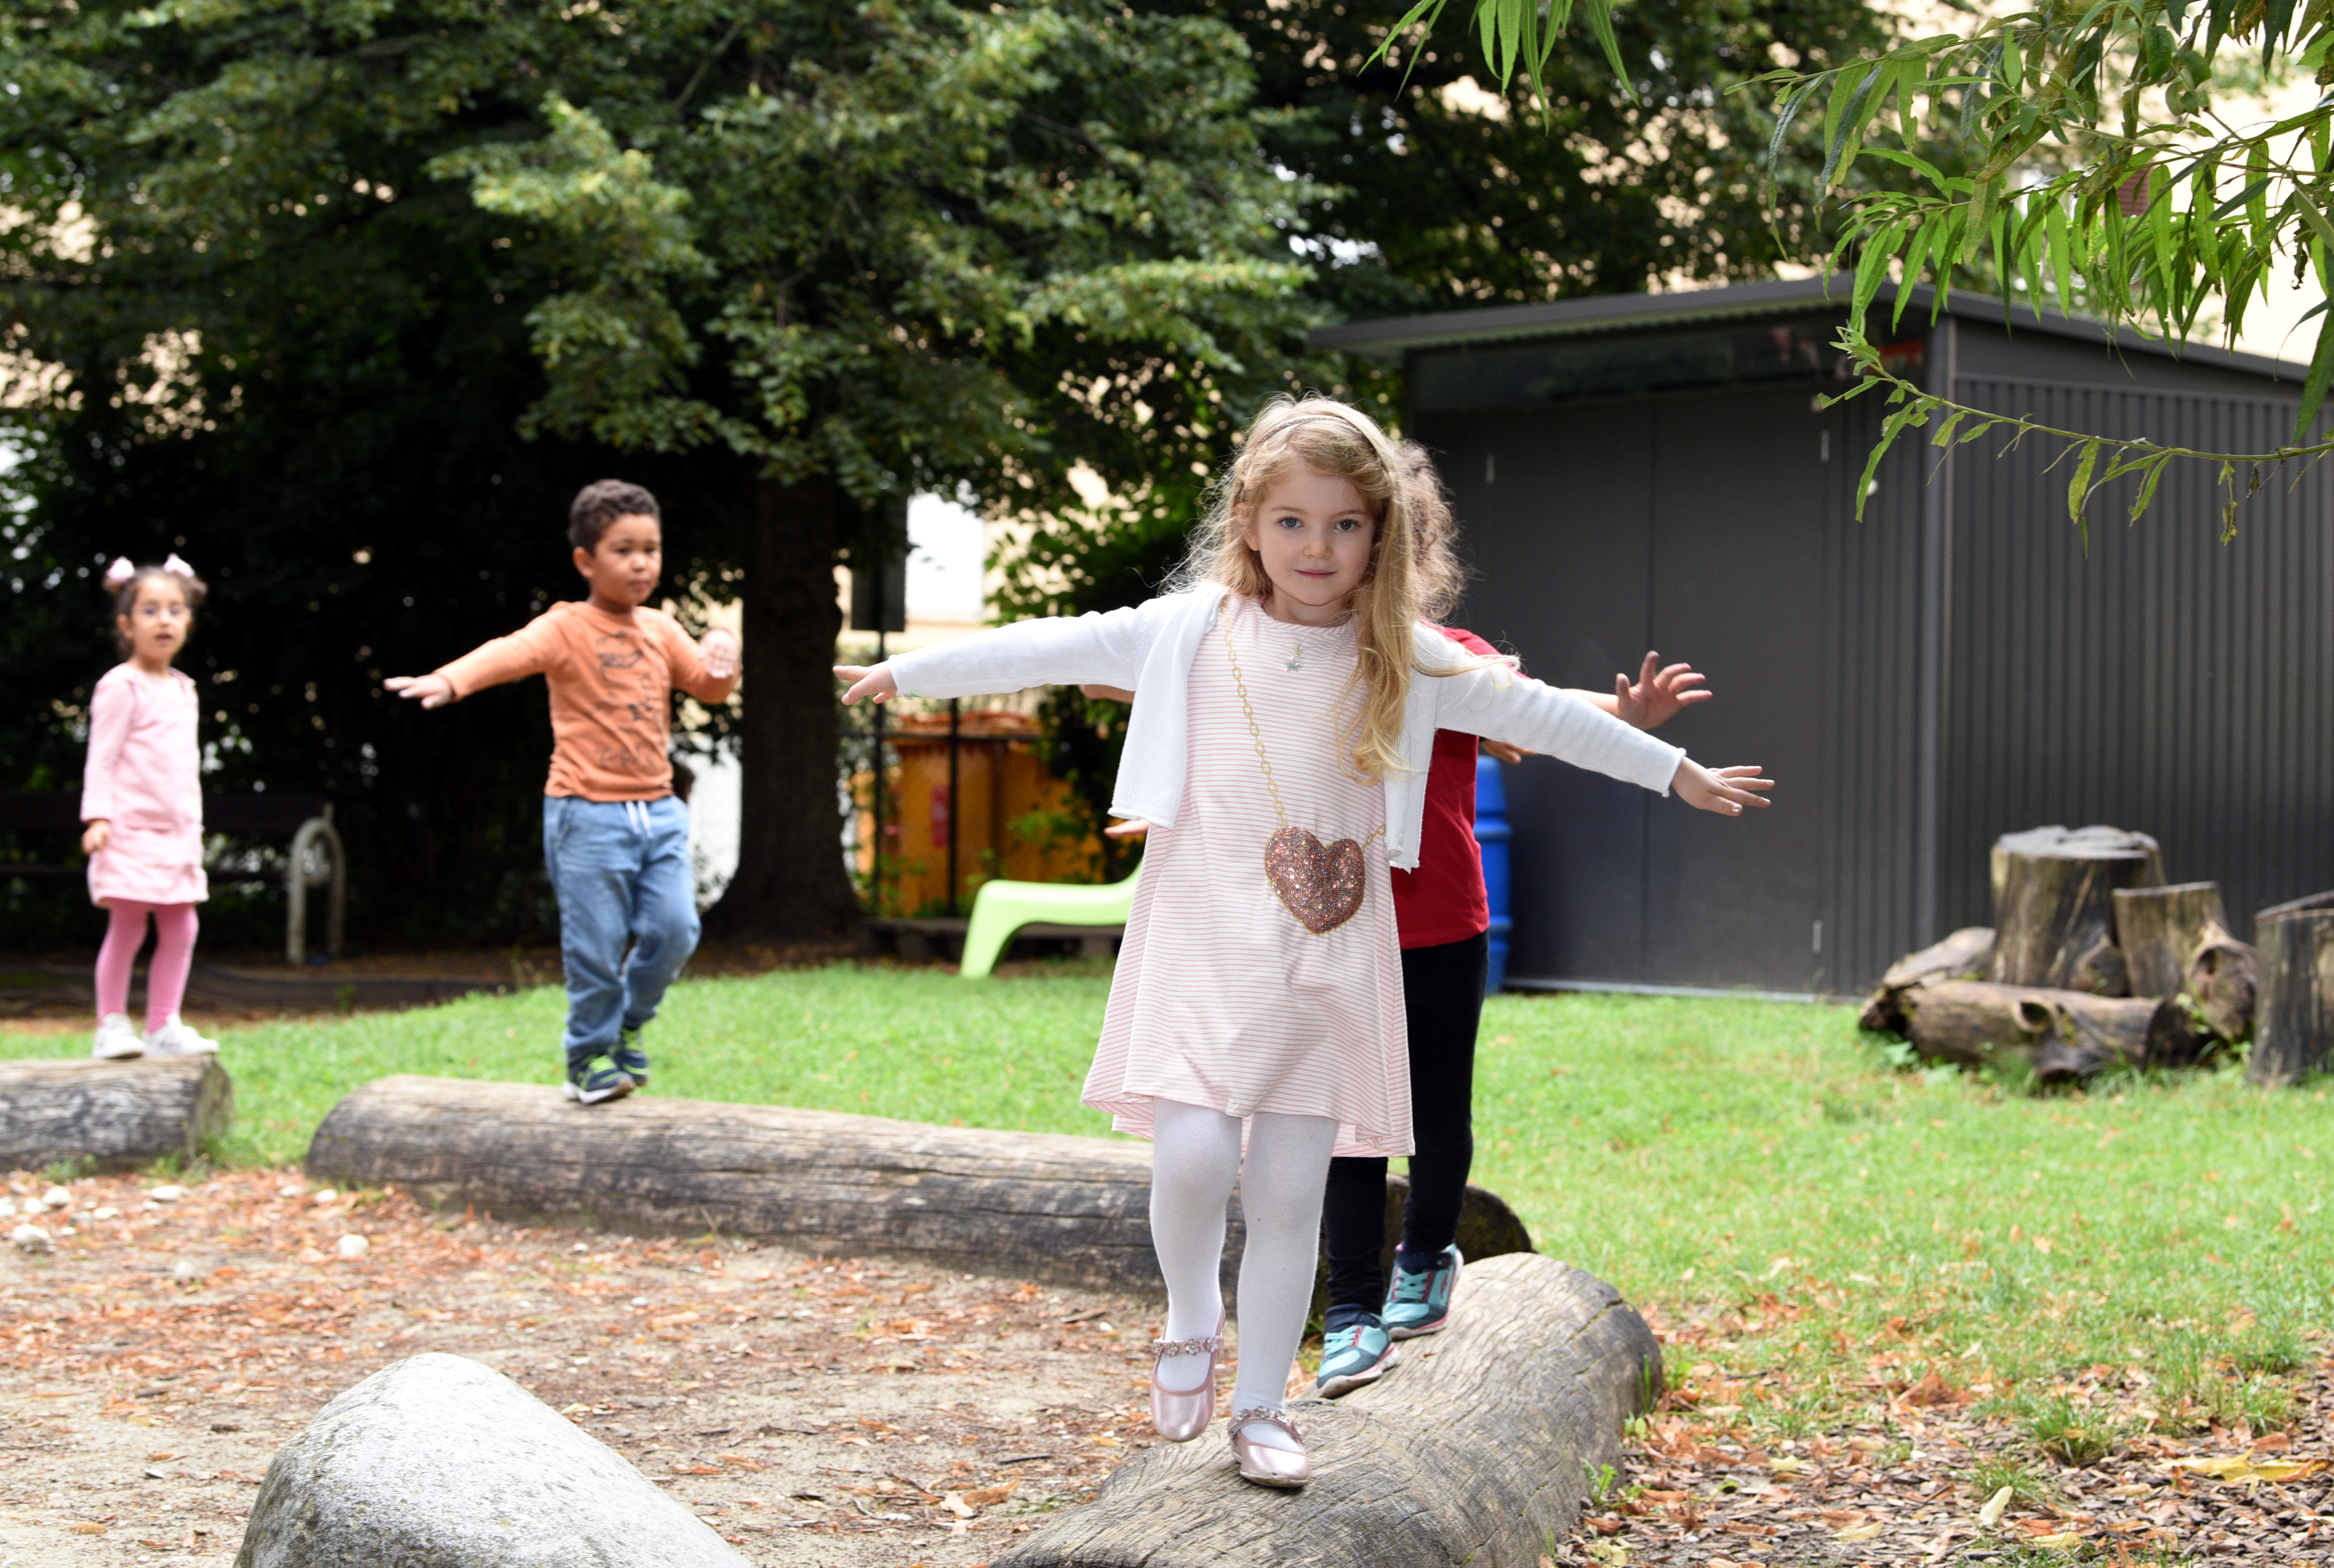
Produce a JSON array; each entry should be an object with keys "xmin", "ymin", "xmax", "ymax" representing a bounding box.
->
[
  {"xmin": 2111, "ymin": 882, "xmax": 2227, "ymax": 997},
  {"xmin": 0, "ymin": 1058, "xmax": 233, "ymax": 1174},
  {"xmin": 1858, "ymin": 926, "xmax": 1995, "ymax": 1035},
  {"xmin": 993, "ymin": 1253, "xmax": 1659, "ymax": 1568},
  {"xmin": 1894, "ymin": 979, "xmax": 2205, "ymax": 1079},
  {"xmin": 1989, "ymin": 825, "xmax": 2163, "ymax": 994},
  {"xmin": 2249, "ymin": 898, "xmax": 2334, "ymax": 1085},
  {"xmin": 307, "ymin": 1078, "xmax": 1532, "ymax": 1295}
]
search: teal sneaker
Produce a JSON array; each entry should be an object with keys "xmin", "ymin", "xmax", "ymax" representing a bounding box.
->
[
  {"xmin": 1383, "ymin": 1244, "xmax": 1463, "ymax": 1339},
  {"xmin": 611, "ymin": 1026, "xmax": 649, "ymax": 1086},
  {"xmin": 563, "ymin": 1054, "xmax": 635, "ymax": 1106},
  {"xmin": 1315, "ymin": 1316, "xmax": 1399, "ymax": 1398}
]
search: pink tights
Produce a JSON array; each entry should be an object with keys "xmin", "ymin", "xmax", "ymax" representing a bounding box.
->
[{"xmin": 95, "ymin": 901, "xmax": 200, "ymax": 1031}]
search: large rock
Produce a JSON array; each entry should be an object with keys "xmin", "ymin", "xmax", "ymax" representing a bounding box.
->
[{"xmin": 234, "ymin": 1353, "xmax": 747, "ymax": 1568}]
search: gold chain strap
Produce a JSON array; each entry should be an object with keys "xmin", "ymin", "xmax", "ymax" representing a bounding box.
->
[{"xmin": 1217, "ymin": 598, "xmax": 1383, "ymax": 845}]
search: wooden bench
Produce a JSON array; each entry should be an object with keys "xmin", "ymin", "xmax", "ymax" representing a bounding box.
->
[{"xmin": 0, "ymin": 791, "xmax": 346, "ymax": 963}]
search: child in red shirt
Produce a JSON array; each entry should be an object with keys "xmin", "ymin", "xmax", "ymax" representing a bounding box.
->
[{"xmin": 1312, "ymin": 448, "xmax": 1710, "ymax": 1395}]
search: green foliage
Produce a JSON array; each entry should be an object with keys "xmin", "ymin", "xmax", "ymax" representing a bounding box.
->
[{"xmin": 2015, "ymin": 1391, "xmax": 2129, "ymax": 1465}]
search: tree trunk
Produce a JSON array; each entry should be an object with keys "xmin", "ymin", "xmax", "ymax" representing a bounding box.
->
[
  {"xmin": 0, "ymin": 1058, "xmax": 233, "ymax": 1173},
  {"xmin": 703, "ymin": 473, "xmax": 861, "ymax": 943},
  {"xmin": 2112, "ymin": 882, "xmax": 2227, "ymax": 997},
  {"xmin": 1988, "ymin": 825, "xmax": 2162, "ymax": 994},
  {"xmin": 1858, "ymin": 926, "xmax": 1995, "ymax": 1035},
  {"xmin": 1893, "ymin": 978, "xmax": 2203, "ymax": 1079},
  {"xmin": 2183, "ymin": 920, "xmax": 2257, "ymax": 1043},
  {"xmin": 994, "ymin": 1253, "xmax": 1661, "ymax": 1568},
  {"xmin": 2249, "ymin": 903, "xmax": 2334, "ymax": 1085}
]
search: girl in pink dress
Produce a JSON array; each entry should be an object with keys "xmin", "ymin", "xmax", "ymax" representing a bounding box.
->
[
  {"xmin": 80, "ymin": 556, "xmax": 218, "ymax": 1061},
  {"xmin": 837, "ymin": 398, "xmax": 1773, "ymax": 1487}
]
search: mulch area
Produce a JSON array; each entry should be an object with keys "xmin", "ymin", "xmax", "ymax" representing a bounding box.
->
[
  {"xmin": 1558, "ymin": 1313, "xmax": 2333, "ymax": 1567},
  {"xmin": 0, "ymin": 1166, "xmax": 1183, "ymax": 1567}
]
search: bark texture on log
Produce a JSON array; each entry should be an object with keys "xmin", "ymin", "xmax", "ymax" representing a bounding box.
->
[
  {"xmin": 0, "ymin": 1059, "xmax": 232, "ymax": 1174},
  {"xmin": 1894, "ymin": 980, "xmax": 2203, "ymax": 1080},
  {"xmin": 307, "ymin": 1079, "xmax": 1531, "ymax": 1296},
  {"xmin": 2185, "ymin": 921, "xmax": 2258, "ymax": 1044},
  {"xmin": 2113, "ymin": 883, "xmax": 2229, "ymax": 998},
  {"xmin": 2250, "ymin": 906, "xmax": 2334, "ymax": 1085},
  {"xmin": 1989, "ymin": 826, "xmax": 2162, "ymax": 994},
  {"xmin": 993, "ymin": 1253, "xmax": 1659, "ymax": 1568},
  {"xmin": 1859, "ymin": 927, "xmax": 1995, "ymax": 1035}
]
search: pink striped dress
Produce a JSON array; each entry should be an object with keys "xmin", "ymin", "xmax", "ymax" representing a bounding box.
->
[{"xmin": 1082, "ymin": 595, "xmax": 1412, "ymax": 1157}]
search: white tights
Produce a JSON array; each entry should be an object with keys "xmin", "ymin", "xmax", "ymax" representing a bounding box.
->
[{"xmin": 1148, "ymin": 1097, "xmax": 1340, "ymax": 1429}]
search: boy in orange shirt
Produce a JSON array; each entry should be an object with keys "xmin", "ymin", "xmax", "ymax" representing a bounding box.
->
[{"xmin": 388, "ymin": 480, "xmax": 739, "ymax": 1103}]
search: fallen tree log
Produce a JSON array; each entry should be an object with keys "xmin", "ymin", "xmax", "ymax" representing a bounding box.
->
[
  {"xmin": 0, "ymin": 1058, "xmax": 233, "ymax": 1174},
  {"xmin": 307, "ymin": 1078, "xmax": 1532, "ymax": 1296},
  {"xmin": 1893, "ymin": 979, "xmax": 2206, "ymax": 1079},
  {"xmin": 1858, "ymin": 926, "xmax": 1995, "ymax": 1035},
  {"xmin": 2250, "ymin": 897, "xmax": 2334, "ymax": 1085},
  {"xmin": 993, "ymin": 1252, "xmax": 1659, "ymax": 1568},
  {"xmin": 1990, "ymin": 826, "xmax": 2163, "ymax": 994}
]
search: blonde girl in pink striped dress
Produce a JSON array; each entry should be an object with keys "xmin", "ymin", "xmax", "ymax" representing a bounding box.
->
[{"xmin": 836, "ymin": 398, "xmax": 1773, "ymax": 1488}]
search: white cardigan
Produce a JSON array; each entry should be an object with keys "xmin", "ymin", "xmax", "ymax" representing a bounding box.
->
[{"xmin": 889, "ymin": 586, "xmax": 1686, "ymax": 872}]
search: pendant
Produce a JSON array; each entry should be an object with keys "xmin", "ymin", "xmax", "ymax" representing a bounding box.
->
[
  {"xmin": 1263, "ymin": 825, "xmax": 1366, "ymax": 934},
  {"xmin": 1285, "ymin": 645, "xmax": 1304, "ymax": 672}
]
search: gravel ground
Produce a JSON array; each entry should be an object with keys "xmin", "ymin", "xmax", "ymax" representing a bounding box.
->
[{"xmin": 0, "ymin": 1167, "xmax": 1193, "ymax": 1567}]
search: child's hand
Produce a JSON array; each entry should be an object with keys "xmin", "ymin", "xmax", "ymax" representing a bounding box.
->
[
  {"xmin": 1080, "ymin": 683, "xmax": 1137, "ymax": 704},
  {"xmin": 1614, "ymin": 652, "xmax": 1711, "ymax": 730},
  {"xmin": 701, "ymin": 629, "xmax": 740, "ymax": 681},
  {"xmin": 1103, "ymin": 817, "xmax": 1152, "ymax": 839},
  {"xmin": 1481, "ymin": 739, "xmax": 1532, "ymax": 765},
  {"xmin": 384, "ymin": 674, "xmax": 455, "ymax": 709},
  {"xmin": 834, "ymin": 663, "xmax": 898, "ymax": 705},
  {"xmin": 1672, "ymin": 760, "xmax": 1773, "ymax": 816},
  {"xmin": 81, "ymin": 819, "xmax": 111, "ymax": 856}
]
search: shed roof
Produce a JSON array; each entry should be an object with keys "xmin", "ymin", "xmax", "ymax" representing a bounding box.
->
[{"xmin": 1309, "ymin": 275, "xmax": 2309, "ymax": 383}]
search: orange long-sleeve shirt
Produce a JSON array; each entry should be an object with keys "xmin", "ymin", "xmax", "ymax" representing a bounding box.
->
[{"xmin": 435, "ymin": 600, "xmax": 737, "ymax": 802}]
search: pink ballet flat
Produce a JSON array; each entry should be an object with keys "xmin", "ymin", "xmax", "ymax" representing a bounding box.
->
[
  {"xmin": 1227, "ymin": 1406, "xmax": 1310, "ymax": 1488},
  {"xmin": 1148, "ymin": 1313, "xmax": 1224, "ymax": 1442}
]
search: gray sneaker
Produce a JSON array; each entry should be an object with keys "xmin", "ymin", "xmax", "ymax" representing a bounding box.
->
[
  {"xmin": 142, "ymin": 1014, "xmax": 219, "ymax": 1058},
  {"xmin": 92, "ymin": 1013, "xmax": 143, "ymax": 1060},
  {"xmin": 563, "ymin": 1055, "xmax": 634, "ymax": 1106}
]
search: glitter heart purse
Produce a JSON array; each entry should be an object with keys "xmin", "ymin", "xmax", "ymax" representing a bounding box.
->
[{"xmin": 1219, "ymin": 601, "xmax": 1380, "ymax": 936}]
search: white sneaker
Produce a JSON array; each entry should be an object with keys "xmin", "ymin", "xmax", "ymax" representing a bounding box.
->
[
  {"xmin": 142, "ymin": 1014, "xmax": 219, "ymax": 1058},
  {"xmin": 91, "ymin": 1013, "xmax": 144, "ymax": 1060}
]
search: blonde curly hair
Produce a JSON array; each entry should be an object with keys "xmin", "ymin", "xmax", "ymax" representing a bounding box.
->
[{"xmin": 1175, "ymin": 397, "xmax": 1465, "ymax": 782}]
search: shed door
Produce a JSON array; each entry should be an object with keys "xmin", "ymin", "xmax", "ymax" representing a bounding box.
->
[{"xmin": 1429, "ymin": 386, "xmax": 1827, "ymax": 992}]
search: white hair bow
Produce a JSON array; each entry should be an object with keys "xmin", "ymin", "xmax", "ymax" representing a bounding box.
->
[
  {"xmin": 164, "ymin": 553, "xmax": 196, "ymax": 577},
  {"xmin": 103, "ymin": 558, "xmax": 137, "ymax": 589}
]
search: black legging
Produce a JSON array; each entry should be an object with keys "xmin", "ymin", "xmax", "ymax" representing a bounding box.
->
[{"xmin": 1320, "ymin": 931, "xmax": 1486, "ymax": 1320}]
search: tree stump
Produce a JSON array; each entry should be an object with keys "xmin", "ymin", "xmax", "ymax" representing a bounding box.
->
[
  {"xmin": 308, "ymin": 1078, "xmax": 1533, "ymax": 1296},
  {"xmin": 1893, "ymin": 979, "xmax": 2204, "ymax": 1079},
  {"xmin": 2249, "ymin": 896, "xmax": 2334, "ymax": 1084},
  {"xmin": 1989, "ymin": 826, "xmax": 2163, "ymax": 994},
  {"xmin": 0, "ymin": 1059, "xmax": 233, "ymax": 1174},
  {"xmin": 2183, "ymin": 921, "xmax": 2258, "ymax": 1043},
  {"xmin": 1858, "ymin": 926, "xmax": 1995, "ymax": 1035},
  {"xmin": 992, "ymin": 1253, "xmax": 1660, "ymax": 1568},
  {"xmin": 2112, "ymin": 883, "xmax": 2228, "ymax": 998}
]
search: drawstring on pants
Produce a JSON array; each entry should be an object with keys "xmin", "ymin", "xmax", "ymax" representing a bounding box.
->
[{"xmin": 623, "ymin": 800, "xmax": 652, "ymax": 839}]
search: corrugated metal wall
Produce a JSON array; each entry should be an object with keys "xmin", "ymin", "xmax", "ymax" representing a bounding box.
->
[
  {"xmin": 1820, "ymin": 386, "xmax": 1930, "ymax": 992},
  {"xmin": 1940, "ymin": 376, "xmax": 2334, "ymax": 935}
]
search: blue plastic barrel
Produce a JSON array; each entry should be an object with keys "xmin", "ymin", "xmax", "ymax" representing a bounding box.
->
[{"xmin": 1475, "ymin": 753, "xmax": 1512, "ymax": 997}]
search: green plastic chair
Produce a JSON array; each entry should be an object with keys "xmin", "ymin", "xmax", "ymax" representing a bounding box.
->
[{"xmin": 958, "ymin": 868, "xmax": 1141, "ymax": 978}]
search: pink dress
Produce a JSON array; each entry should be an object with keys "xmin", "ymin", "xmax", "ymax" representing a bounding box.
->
[
  {"xmin": 80, "ymin": 664, "xmax": 208, "ymax": 908},
  {"xmin": 1082, "ymin": 596, "xmax": 1412, "ymax": 1157}
]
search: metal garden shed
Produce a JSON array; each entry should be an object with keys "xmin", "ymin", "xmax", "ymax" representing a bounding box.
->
[{"xmin": 1313, "ymin": 277, "xmax": 2334, "ymax": 998}]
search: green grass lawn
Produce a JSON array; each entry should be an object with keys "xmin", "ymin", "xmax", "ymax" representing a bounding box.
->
[{"xmin": 8, "ymin": 966, "xmax": 2325, "ymax": 1439}]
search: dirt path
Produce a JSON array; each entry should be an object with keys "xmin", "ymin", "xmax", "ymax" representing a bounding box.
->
[{"xmin": 0, "ymin": 1167, "xmax": 1189, "ymax": 1566}]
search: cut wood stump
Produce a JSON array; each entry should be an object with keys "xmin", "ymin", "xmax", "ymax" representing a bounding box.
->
[
  {"xmin": 307, "ymin": 1078, "xmax": 1532, "ymax": 1295},
  {"xmin": 2249, "ymin": 896, "xmax": 2334, "ymax": 1085},
  {"xmin": 2113, "ymin": 883, "xmax": 2228, "ymax": 998},
  {"xmin": 1893, "ymin": 979, "xmax": 2204, "ymax": 1080},
  {"xmin": 992, "ymin": 1252, "xmax": 1659, "ymax": 1568},
  {"xmin": 1858, "ymin": 926, "xmax": 1994, "ymax": 1035},
  {"xmin": 2184, "ymin": 921, "xmax": 2257, "ymax": 1043},
  {"xmin": 1990, "ymin": 825, "xmax": 2163, "ymax": 995},
  {"xmin": 0, "ymin": 1058, "xmax": 233, "ymax": 1174}
]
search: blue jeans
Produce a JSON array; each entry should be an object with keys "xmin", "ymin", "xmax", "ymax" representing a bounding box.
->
[{"xmin": 542, "ymin": 795, "xmax": 699, "ymax": 1069}]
